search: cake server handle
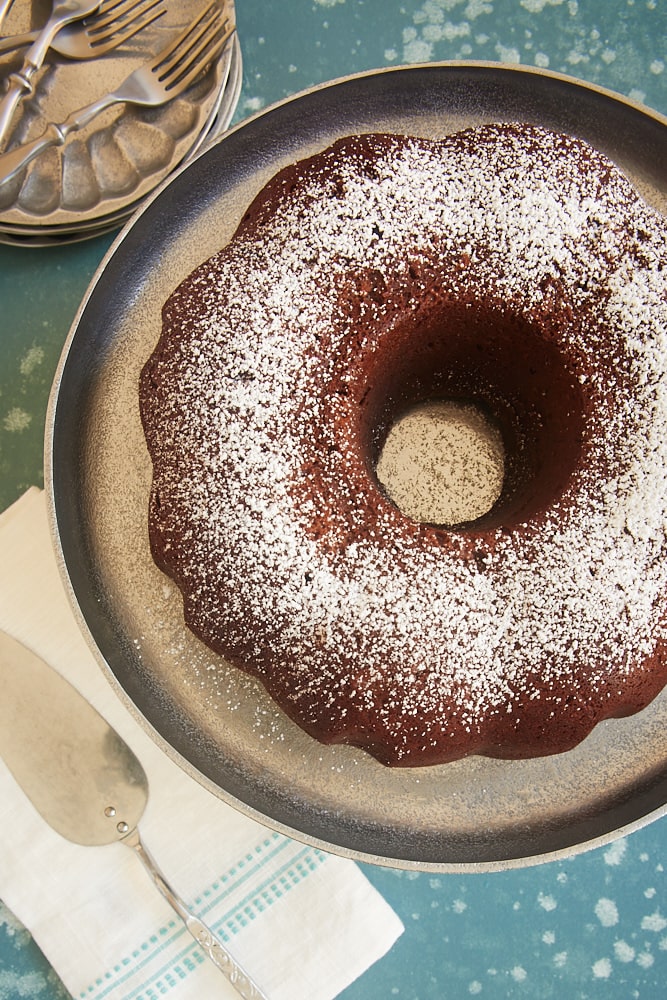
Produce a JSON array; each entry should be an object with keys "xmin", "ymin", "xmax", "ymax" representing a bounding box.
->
[{"xmin": 122, "ymin": 826, "xmax": 270, "ymax": 1000}]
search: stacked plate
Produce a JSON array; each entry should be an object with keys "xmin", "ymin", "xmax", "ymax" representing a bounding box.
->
[{"xmin": 0, "ymin": 0, "xmax": 241, "ymax": 246}]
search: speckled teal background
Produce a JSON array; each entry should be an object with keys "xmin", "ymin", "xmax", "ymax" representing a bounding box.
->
[{"xmin": 1, "ymin": 1, "xmax": 667, "ymax": 997}]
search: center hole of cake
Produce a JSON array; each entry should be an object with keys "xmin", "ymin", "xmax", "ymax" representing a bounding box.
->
[{"xmin": 375, "ymin": 401, "xmax": 505, "ymax": 526}]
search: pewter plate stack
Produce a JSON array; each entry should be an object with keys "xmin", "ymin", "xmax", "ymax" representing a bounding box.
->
[{"xmin": 0, "ymin": 0, "xmax": 241, "ymax": 245}]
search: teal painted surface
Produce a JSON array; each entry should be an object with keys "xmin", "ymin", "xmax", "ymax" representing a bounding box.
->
[{"xmin": 1, "ymin": 0, "xmax": 666, "ymax": 997}]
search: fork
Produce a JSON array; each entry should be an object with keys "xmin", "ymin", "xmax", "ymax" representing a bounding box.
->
[
  {"xmin": 0, "ymin": 2, "xmax": 233, "ymax": 185},
  {"xmin": 0, "ymin": 0, "xmax": 102, "ymax": 147},
  {"xmin": 0, "ymin": 0, "xmax": 165, "ymax": 59},
  {"xmin": 0, "ymin": 0, "xmax": 15, "ymax": 33}
]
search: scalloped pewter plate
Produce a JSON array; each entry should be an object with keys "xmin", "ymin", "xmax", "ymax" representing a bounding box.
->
[
  {"xmin": 47, "ymin": 64, "xmax": 667, "ymax": 872},
  {"xmin": 0, "ymin": 31, "xmax": 242, "ymax": 246},
  {"xmin": 0, "ymin": 0, "xmax": 236, "ymax": 235}
]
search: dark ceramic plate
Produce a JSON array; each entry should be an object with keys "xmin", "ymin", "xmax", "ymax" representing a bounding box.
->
[{"xmin": 46, "ymin": 63, "xmax": 667, "ymax": 871}]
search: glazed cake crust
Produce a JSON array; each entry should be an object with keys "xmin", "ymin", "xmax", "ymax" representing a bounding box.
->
[{"xmin": 140, "ymin": 124, "xmax": 667, "ymax": 767}]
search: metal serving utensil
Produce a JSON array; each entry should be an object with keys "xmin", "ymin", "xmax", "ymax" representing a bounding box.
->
[
  {"xmin": 0, "ymin": 1, "xmax": 232, "ymax": 184},
  {"xmin": 0, "ymin": 0, "xmax": 102, "ymax": 147},
  {"xmin": 0, "ymin": 629, "xmax": 269, "ymax": 1000},
  {"xmin": 0, "ymin": 0, "xmax": 165, "ymax": 59}
]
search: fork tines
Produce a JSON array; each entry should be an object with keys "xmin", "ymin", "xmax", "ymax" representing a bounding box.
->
[
  {"xmin": 153, "ymin": 2, "xmax": 233, "ymax": 92},
  {"xmin": 85, "ymin": 0, "xmax": 166, "ymax": 49}
]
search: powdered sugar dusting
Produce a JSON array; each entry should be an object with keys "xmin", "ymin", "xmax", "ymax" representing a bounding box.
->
[
  {"xmin": 141, "ymin": 124, "xmax": 667, "ymax": 765},
  {"xmin": 376, "ymin": 401, "xmax": 505, "ymax": 525}
]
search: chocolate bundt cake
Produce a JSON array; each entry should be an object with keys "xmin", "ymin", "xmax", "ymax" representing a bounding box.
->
[{"xmin": 140, "ymin": 123, "xmax": 667, "ymax": 766}]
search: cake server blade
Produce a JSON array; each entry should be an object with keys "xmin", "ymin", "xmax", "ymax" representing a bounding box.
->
[{"xmin": 0, "ymin": 629, "xmax": 268, "ymax": 1000}]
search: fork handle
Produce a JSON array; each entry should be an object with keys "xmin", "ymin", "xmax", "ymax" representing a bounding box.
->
[
  {"xmin": 0, "ymin": 33, "xmax": 38, "ymax": 56},
  {"xmin": 0, "ymin": 91, "xmax": 115, "ymax": 182},
  {"xmin": 0, "ymin": 4, "xmax": 99, "ymax": 147},
  {"xmin": 123, "ymin": 827, "xmax": 269, "ymax": 1000},
  {"xmin": 0, "ymin": 24, "xmax": 60, "ymax": 147},
  {"xmin": 0, "ymin": 57, "xmax": 39, "ymax": 147}
]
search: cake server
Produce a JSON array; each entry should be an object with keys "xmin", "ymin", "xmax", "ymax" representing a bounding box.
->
[{"xmin": 0, "ymin": 628, "xmax": 268, "ymax": 1000}]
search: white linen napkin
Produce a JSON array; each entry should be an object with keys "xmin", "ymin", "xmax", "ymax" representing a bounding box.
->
[{"xmin": 0, "ymin": 488, "xmax": 403, "ymax": 1000}]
